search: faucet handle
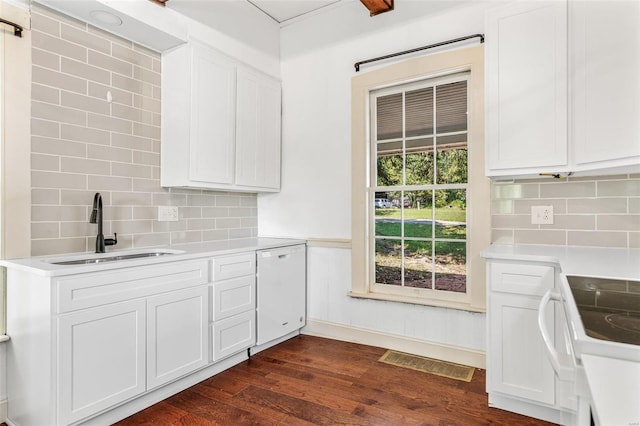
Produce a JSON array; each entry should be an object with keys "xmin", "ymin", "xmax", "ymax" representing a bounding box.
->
[{"xmin": 105, "ymin": 233, "xmax": 118, "ymax": 247}]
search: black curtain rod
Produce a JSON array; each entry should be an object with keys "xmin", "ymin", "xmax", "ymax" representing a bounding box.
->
[
  {"xmin": 0, "ymin": 18, "xmax": 23, "ymax": 37},
  {"xmin": 354, "ymin": 33, "xmax": 484, "ymax": 72}
]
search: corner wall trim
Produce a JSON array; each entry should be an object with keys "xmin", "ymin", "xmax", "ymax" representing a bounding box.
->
[{"xmin": 302, "ymin": 319, "xmax": 485, "ymax": 369}]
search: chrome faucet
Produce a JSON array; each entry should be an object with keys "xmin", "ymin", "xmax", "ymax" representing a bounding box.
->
[{"xmin": 89, "ymin": 192, "xmax": 117, "ymax": 253}]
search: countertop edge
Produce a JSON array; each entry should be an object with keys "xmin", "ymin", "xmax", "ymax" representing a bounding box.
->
[{"xmin": 0, "ymin": 237, "xmax": 307, "ymax": 277}]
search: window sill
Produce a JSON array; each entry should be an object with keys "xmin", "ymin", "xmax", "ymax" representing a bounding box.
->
[
  {"xmin": 0, "ymin": 335, "xmax": 9, "ymax": 343},
  {"xmin": 347, "ymin": 291, "xmax": 486, "ymax": 313}
]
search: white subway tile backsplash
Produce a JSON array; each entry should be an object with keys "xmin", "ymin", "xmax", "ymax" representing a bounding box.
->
[
  {"xmin": 567, "ymin": 231, "xmax": 628, "ymax": 248},
  {"xmin": 30, "ymin": 7, "xmax": 258, "ymax": 256},
  {"xmin": 32, "ymin": 83, "xmax": 60, "ymax": 104},
  {"xmin": 88, "ymin": 175, "xmax": 132, "ymax": 191},
  {"xmin": 88, "ymin": 113, "xmax": 132, "ymax": 134},
  {"xmin": 32, "ymin": 101, "xmax": 86, "ymax": 126},
  {"xmin": 539, "ymin": 181, "xmax": 596, "ymax": 198},
  {"xmin": 61, "ymin": 23, "xmax": 110, "ymax": 55},
  {"xmin": 492, "ymin": 175, "xmax": 638, "ymax": 249},
  {"xmin": 597, "ymin": 179, "xmax": 640, "ymax": 197},
  {"xmin": 32, "ymin": 119, "xmax": 60, "ymax": 138},
  {"xmin": 32, "ymin": 136, "xmax": 86, "ymax": 157},
  {"xmin": 32, "ymin": 30, "xmax": 87, "ymax": 62},
  {"xmin": 61, "ymin": 91, "xmax": 110, "ymax": 115}
]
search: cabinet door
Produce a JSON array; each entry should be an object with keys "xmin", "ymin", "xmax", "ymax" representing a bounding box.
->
[
  {"xmin": 58, "ymin": 300, "xmax": 146, "ymax": 425},
  {"xmin": 189, "ymin": 41, "xmax": 236, "ymax": 185},
  {"xmin": 235, "ymin": 68, "xmax": 282, "ymax": 190},
  {"xmin": 211, "ymin": 310, "xmax": 255, "ymax": 362},
  {"xmin": 147, "ymin": 286, "xmax": 208, "ymax": 390},
  {"xmin": 571, "ymin": 1, "xmax": 640, "ymax": 168},
  {"xmin": 488, "ymin": 293, "xmax": 555, "ymax": 405},
  {"xmin": 486, "ymin": 1, "xmax": 567, "ymax": 175}
]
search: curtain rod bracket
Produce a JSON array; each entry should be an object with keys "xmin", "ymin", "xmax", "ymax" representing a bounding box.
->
[
  {"xmin": 354, "ymin": 33, "xmax": 484, "ymax": 72},
  {"xmin": 0, "ymin": 18, "xmax": 23, "ymax": 37}
]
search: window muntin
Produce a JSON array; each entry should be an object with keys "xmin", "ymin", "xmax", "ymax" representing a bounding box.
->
[{"xmin": 371, "ymin": 74, "xmax": 469, "ymax": 299}]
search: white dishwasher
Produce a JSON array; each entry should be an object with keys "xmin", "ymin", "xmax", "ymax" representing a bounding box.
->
[{"xmin": 256, "ymin": 244, "xmax": 306, "ymax": 345}]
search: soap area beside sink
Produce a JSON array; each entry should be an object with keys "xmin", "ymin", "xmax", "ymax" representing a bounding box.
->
[{"xmin": 0, "ymin": 238, "xmax": 306, "ymax": 426}]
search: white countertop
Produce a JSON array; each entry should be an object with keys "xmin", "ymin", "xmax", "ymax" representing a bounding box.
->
[
  {"xmin": 0, "ymin": 237, "xmax": 306, "ymax": 277},
  {"xmin": 482, "ymin": 244, "xmax": 640, "ymax": 281}
]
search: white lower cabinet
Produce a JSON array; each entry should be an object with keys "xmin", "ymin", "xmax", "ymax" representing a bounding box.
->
[
  {"xmin": 210, "ymin": 252, "xmax": 256, "ymax": 362},
  {"xmin": 487, "ymin": 260, "xmax": 574, "ymax": 424},
  {"xmin": 211, "ymin": 310, "xmax": 255, "ymax": 361},
  {"xmin": 57, "ymin": 300, "xmax": 146, "ymax": 425},
  {"xmin": 147, "ymin": 286, "xmax": 209, "ymax": 390}
]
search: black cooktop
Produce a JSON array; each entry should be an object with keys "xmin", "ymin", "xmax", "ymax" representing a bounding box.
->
[{"xmin": 567, "ymin": 276, "xmax": 640, "ymax": 346}]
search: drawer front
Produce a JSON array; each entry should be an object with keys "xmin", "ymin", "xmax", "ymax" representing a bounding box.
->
[
  {"xmin": 211, "ymin": 275, "xmax": 255, "ymax": 322},
  {"xmin": 211, "ymin": 310, "xmax": 255, "ymax": 362},
  {"xmin": 212, "ymin": 252, "xmax": 255, "ymax": 281},
  {"xmin": 490, "ymin": 261, "xmax": 554, "ymax": 296},
  {"xmin": 56, "ymin": 259, "xmax": 209, "ymax": 313}
]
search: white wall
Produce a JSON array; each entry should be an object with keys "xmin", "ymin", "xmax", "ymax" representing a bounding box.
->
[{"xmin": 259, "ymin": 1, "xmax": 495, "ymax": 360}]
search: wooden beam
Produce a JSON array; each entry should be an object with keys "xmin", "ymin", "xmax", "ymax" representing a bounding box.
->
[{"xmin": 360, "ymin": 0, "xmax": 394, "ymax": 16}]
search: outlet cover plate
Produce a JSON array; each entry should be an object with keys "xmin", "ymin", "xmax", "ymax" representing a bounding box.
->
[
  {"xmin": 158, "ymin": 206, "xmax": 179, "ymax": 222},
  {"xmin": 531, "ymin": 205, "xmax": 554, "ymax": 225}
]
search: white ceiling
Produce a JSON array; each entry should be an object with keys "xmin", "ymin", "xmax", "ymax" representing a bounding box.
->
[
  {"xmin": 248, "ymin": 0, "xmax": 342, "ymax": 23},
  {"xmin": 168, "ymin": 0, "xmax": 345, "ymax": 25}
]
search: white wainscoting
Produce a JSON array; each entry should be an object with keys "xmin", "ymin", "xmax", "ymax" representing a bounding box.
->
[{"xmin": 305, "ymin": 245, "xmax": 486, "ymax": 368}]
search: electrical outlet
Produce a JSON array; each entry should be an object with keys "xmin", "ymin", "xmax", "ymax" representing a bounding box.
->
[
  {"xmin": 531, "ymin": 205, "xmax": 554, "ymax": 225},
  {"xmin": 158, "ymin": 206, "xmax": 179, "ymax": 222}
]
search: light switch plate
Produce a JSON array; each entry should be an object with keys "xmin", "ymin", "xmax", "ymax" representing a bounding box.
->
[
  {"xmin": 158, "ymin": 206, "xmax": 179, "ymax": 222},
  {"xmin": 531, "ymin": 205, "xmax": 554, "ymax": 225}
]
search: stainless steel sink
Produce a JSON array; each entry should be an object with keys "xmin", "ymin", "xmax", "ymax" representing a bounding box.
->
[{"xmin": 49, "ymin": 250, "xmax": 182, "ymax": 265}]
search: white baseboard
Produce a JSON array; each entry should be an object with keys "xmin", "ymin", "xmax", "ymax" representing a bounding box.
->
[{"xmin": 302, "ymin": 318, "xmax": 486, "ymax": 369}]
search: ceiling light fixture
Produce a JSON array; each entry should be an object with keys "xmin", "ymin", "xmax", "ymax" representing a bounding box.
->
[
  {"xmin": 360, "ymin": 0, "xmax": 394, "ymax": 16},
  {"xmin": 89, "ymin": 10, "xmax": 123, "ymax": 26}
]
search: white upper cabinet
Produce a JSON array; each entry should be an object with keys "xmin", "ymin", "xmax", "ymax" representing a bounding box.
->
[
  {"xmin": 235, "ymin": 68, "xmax": 282, "ymax": 189},
  {"xmin": 485, "ymin": 0, "xmax": 640, "ymax": 178},
  {"xmin": 162, "ymin": 39, "xmax": 282, "ymax": 192},
  {"xmin": 571, "ymin": 0, "xmax": 640, "ymax": 169},
  {"xmin": 486, "ymin": 1, "xmax": 568, "ymax": 176}
]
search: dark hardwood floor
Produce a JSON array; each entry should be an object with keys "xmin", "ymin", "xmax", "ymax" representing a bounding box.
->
[{"xmin": 115, "ymin": 335, "xmax": 555, "ymax": 425}]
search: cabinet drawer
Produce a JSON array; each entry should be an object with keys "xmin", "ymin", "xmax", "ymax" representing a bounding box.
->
[
  {"xmin": 211, "ymin": 275, "xmax": 255, "ymax": 322},
  {"xmin": 211, "ymin": 310, "xmax": 255, "ymax": 362},
  {"xmin": 56, "ymin": 259, "xmax": 209, "ymax": 313},
  {"xmin": 490, "ymin": 262, "xmax": 554, "ymax": 296},
  {"xmin": 212, "ymin": 252, "xmax": 255, "ymax": 281}
]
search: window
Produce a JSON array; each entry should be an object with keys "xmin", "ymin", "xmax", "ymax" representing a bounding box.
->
[{"xmin": 351, "ymin": 46, "xmax": 489, "ymax": 311}]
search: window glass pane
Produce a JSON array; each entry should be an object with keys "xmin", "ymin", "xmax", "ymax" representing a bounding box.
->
[
  {"xmin": 376, "ymin": 93, "xmax": 402, "ymax": 140},
  {"xmin": 434, "ymin": 241, "xmax": 466, "ymax": 293},
  {"xmin": 434, "ymin": 189, "xmax": 466, "ymax": 239},
  {"xmin": 375, "ymin": 191, "xmax": 401, "ymax": 237},
  {"xmin": 375, "ymin": 239, "xmax": 402, "ymax": 285},
  {"xmin": 404, "ymin": 240, "xmax": 433, "ymax": 289},
  {"xmin": 376, "ymin": 154, "xmax": 403, "ymax": 186},
  {"xmin": 403, "ymin": 190, "xmax": 432, "ymax": 239},
  {"xmin": 406, "ymin": 88, "xmax": 433, "ymax": 137},
  {"xmin": 436, "ymin": 146, "xmax": 467, "ymax": 184},
  {"xmin": 406, "ymin": 137, "xmax": 434, "ymax": 185},
  {"xmin": 436, "ymin": 81, "xmax": 467, "ymax": 134}
]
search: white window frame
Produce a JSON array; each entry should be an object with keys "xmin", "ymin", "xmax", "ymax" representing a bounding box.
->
[
  {"xmin": 369, "ymin": 73, "xmax": 470, "ymax": 304},
  {"xmin": 350, "ymin": 45, "xmax": 489, "ymax": 312},
  {"xmin": 1, "ymin": 2, "xmax": 32, "ymax": 338}
]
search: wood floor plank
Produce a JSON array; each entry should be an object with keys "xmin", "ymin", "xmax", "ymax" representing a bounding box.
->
[{"xmin": 116, "ymin": 335, "xmax": 556, "ymax": 426}]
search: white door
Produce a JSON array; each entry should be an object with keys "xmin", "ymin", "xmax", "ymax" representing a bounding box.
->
[
  {"xmin": 571, "ymin": 1, "xmax": 640, "ymax": 167},
  {"xmin": 146, "ymin": 286, "xmax": 208, "ymax": 390},
  {"xmin": 57, "ymin": 300, "xmax": 146, "ymax": 425},
  {"xmin": 189, "ymin": 41, "xmax": 236, "ymax": 185},
  {"xmin": 489, "ymin": 293, "xmax": 555, "ymax": 405},
  {"xmin": 485, "ymin": 1, "xmax": 568, "ymax": 174},
  {"xmin": 235, "ymin": 67, "xmax": 282, "ymax": 189}
]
